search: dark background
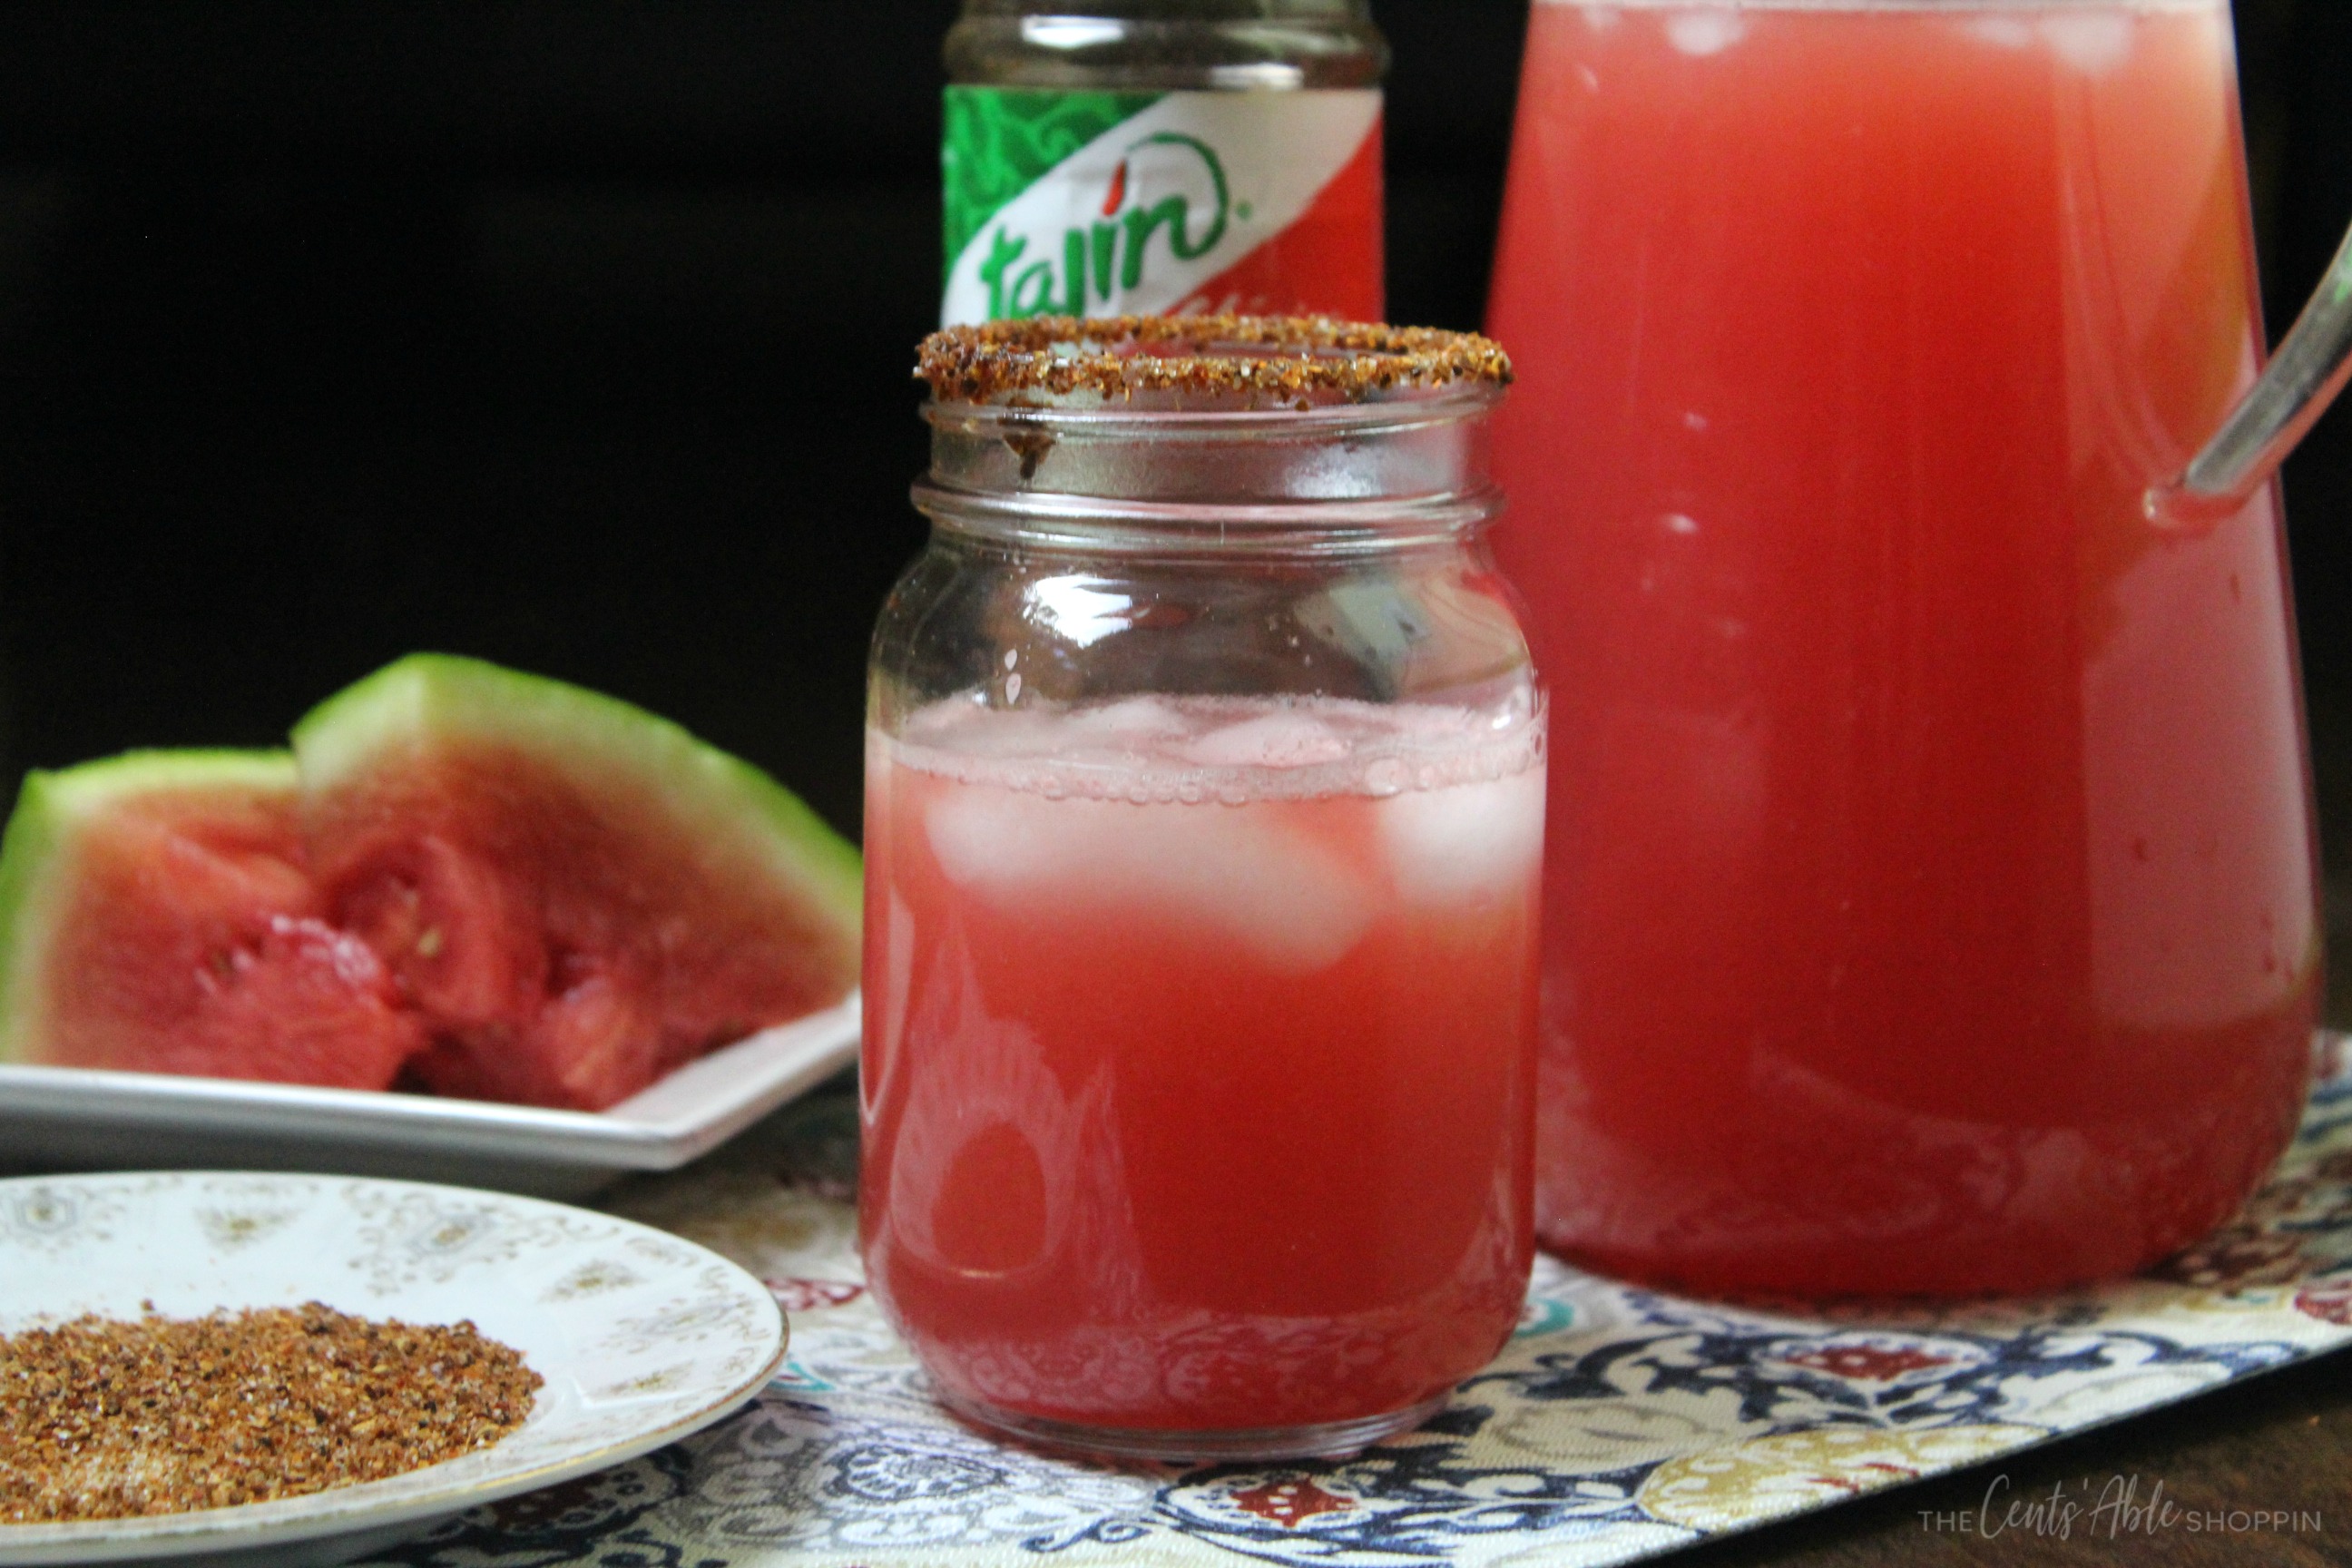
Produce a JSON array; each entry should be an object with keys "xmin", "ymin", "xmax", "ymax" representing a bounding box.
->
[{"xmin": 0, "ymin": 0, "xmax": 2347, "ymax": 985}]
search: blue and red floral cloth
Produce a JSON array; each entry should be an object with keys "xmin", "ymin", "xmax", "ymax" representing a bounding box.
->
[{"xmin": 362, "ymin": 1044, "xmax": 2352, "ymax": 1567}]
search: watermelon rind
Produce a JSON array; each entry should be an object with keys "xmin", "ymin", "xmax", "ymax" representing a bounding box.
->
[
  {"xmin": 0, "ymin": 750, "xmax": 300, "ymax": 1064},
  {"xmin": 289, "ymin": 652, "xmax": 862, "ymax": 958}
]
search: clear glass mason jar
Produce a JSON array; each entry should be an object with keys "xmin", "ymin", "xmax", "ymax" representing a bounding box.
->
[{"xmin": 858, "ymin": 318, "xmax": 1543, "ymax": 1461}]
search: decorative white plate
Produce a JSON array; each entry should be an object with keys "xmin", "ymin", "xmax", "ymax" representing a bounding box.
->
[
  {"xmin": 0, "ymin": 1171, "xmax": 789, "ymax": 1568},
  {"xmin": 0, "ymin": 993, "xmax": 860, "ymax": 1197}
]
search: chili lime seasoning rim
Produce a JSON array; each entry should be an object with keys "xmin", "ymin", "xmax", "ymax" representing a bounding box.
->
[{"xmin": 916, "ymin": 315, "xmax": 1514, "ymax": 406}]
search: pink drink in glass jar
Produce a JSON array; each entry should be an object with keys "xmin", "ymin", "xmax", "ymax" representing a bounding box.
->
[
  {"xmin": 863, "ymin": 318, "xmax": 1540, "ymax": 1455},
  {"xmin": 862, "ymin": 694, "xmax": 1541, "ymax": 1436}
]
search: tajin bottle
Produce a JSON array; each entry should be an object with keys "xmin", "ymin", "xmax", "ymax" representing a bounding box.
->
[{"xmin": 941, "ymin": 1, "xmax": 1387, "ymax": 324}]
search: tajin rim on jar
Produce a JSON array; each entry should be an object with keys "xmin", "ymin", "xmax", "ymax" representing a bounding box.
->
[{"xmin": 916, "ymin": 315, "xmax": 1513, "ymax": 406}]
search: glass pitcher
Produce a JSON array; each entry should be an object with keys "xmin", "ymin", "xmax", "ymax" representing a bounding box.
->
[{"xmin": 1486, "ymin": 0, "xmax": 2352, "ymax": 1296}]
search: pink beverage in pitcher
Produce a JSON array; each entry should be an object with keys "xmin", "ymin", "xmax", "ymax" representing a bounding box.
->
[
  {"xmin": 1487, "ymin": 0, "xmax": 2320, "ymax": 1294},
  {"xmin": 861, "ymin": 692, "xmax": 1542, "ymax": 1436}
]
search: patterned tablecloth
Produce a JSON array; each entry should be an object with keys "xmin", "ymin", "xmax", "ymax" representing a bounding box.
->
[{"xmin": 358, "ymin": 1045, "xmax": 2352, "ymax": 1568}]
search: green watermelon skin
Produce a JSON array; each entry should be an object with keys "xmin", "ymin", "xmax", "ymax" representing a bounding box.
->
[
  {"xmin": 293, "ymin": 655, "xmax": 863, "ymax": 1111},
  {"xmin": 0, "ymin": 751, "xmax": 426, "ymax": 1087}
]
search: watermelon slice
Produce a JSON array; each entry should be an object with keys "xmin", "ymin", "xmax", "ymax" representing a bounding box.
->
[
  {"xmin": 292, "ymin": 655, "xmax": 862, "ymax": 1111},
  {"xmin": 0, "ymin": 751, "xmax": 426, "ymax": 1088}
]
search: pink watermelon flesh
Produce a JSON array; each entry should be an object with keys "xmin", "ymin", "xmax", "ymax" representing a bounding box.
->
[
  {"xmin": 44, "ymin": 785, "xmax": 424, "ymax": 1088},
  {"xmin": 5, "ymin": 660, "xmax": 858, "ymax": 1107},
  {"xmin": 310, "ymin": 740, "xmax": 852, "ymax": 1111}
]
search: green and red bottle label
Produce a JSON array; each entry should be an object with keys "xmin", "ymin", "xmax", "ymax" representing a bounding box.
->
[{"xmin": 941, "ymin": 87, "xmax": 1384, "ymax": 325}]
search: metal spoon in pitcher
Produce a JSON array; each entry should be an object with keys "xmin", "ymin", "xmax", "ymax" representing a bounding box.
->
[{"xmin": 2152, "ymin": 220, "xmax": 2352, "ymax": 527}]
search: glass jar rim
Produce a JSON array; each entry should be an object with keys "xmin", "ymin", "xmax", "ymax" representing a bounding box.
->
[{"xmin": 916, "ymin": 315, "xmax": 1513, "ymax": 408}]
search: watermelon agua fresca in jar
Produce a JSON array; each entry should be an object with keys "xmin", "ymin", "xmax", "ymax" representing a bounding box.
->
[
  {"xmin": 860, "ymin": 318, "xmax": 1538, "ymax": 1459},
  {"xmin": 941, "ymin": 1, "xmax": 1386, "ymax": 324}
]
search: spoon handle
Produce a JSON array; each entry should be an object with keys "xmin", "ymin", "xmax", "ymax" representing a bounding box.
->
[{"xmin": 2151, "ymin": 218, "xmax": 2352, "ymax": 528}]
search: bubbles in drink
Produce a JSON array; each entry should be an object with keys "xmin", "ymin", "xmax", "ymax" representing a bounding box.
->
[
  {"xmin": 894, "ymin": 688, "xmax": 1542, "ymax": 804},
  {"xmin": 1179, "ymin": 711, "xmax": 1349, "ymax": 770}
]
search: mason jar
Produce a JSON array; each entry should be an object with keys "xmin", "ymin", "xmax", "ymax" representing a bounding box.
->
[{"xmin": 859, "ymin": 316, "xmax": 1542, "ymax": 1460}]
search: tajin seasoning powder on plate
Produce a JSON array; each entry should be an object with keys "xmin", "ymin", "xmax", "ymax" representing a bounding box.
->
[{"xmin": 0, "ymin": 1302, "xmax": 540, "ymax": 1523}]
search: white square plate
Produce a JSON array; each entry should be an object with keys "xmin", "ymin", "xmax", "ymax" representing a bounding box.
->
[{"xmin": 0, "ymin": 993, "xmax": 861, "ymax": 1197}]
